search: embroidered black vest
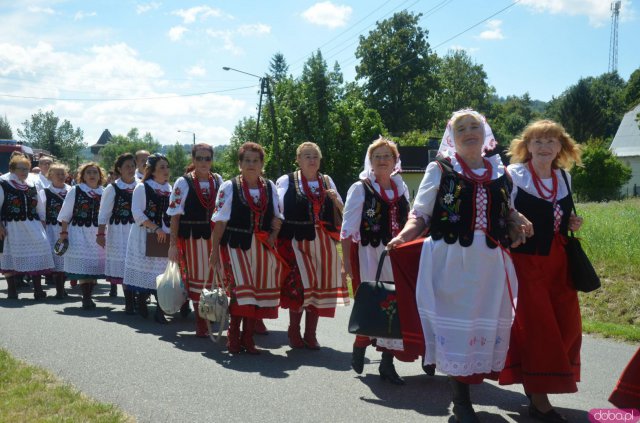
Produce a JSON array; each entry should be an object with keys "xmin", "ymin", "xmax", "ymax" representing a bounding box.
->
[
  {"xmin": 220, "ymin": 177, "xmax": 274, "ymax": 251},
  {"xmin": 359, "ymin": 179, "xmax": 409, "ymax": 248},
  {"xmin": 109, "ymin": 183, "xmax": 135, "ymax": 225},
  {"xmin": 143, "ymin": 183, "xmax": 171, "ymax": 228},
  {"xmin": 511, "ymin": 189, "xmax": 572, "ymax": 256},
  {"xmin": 44, "ymin": 188, "xmax": 65, "ymax": 225},
  {"xmin": 430, "ymin": 157, "xmax": 512, "ymax": 249},
  {"xmin": 279, "ymin": 172, "xmax": 338, "ymax": 241},
  {"xmin": 178, "ymin": 173, "xmax": 220, "ymax": 240},
  {"xmin": 0, "ymin": 180, "xmax": 39, "ymax": 222},
  {"xmin": 70, "ymin": 188, "xmax": 101, "ymax": 227}
]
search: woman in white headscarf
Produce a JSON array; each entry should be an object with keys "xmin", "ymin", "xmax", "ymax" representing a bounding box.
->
[
  {"xmin": 387, "ymin": 109, "xmax": 530, "ymax": 422},
  {"xmin": 341, "ymin": 136, "xmax": 415, "ymax": 385}
]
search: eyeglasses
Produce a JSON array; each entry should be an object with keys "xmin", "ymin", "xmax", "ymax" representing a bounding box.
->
[
  {"xmin": 194, "ymin": 156, "xmax": 212, "ymax": 162},
  {"xmin": 14, "ymin": 167, "xmax": 30, "ymax": 172},
  {"xmin": 372, "ymin": 154, "xmax": 394, "ymax": 161}
]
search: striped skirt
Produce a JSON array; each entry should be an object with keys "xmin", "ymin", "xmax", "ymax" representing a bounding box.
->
[
  {"xmin": 218, "ymin": 233, "xmax": 287, "ymax": 318},
  {"xmin": 178, "ymin": 236, "xmax": 216, "ymax": 302}
]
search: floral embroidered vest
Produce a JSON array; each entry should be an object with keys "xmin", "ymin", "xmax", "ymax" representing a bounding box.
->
[
  {"xmin": 44, "ymin": 188, "xmax": 65, "ymax": 225},
  {"xmin": 0, "ymin": 180, "xmax": 39, "ymax": 222},
  {"xmin": 359, "ymin": 179, "xmax": 409, "ymax": 248},
  {"xmin": 279, "ymin": 172, "xmax": 338, "ymax": 241},
  {"xmin": 70, "ymin": 188, "xmax": 101, "ymax": 227},
  {"xmin": 178, "ymin": 173, "xmax": 220, "ymax": 240},
  {"xmin": 220, "ymin": 176, "xmax": 274, "ymax": 251},
  {"xmin": 430, "ymin": 157, "xmax": 512, "ymax": 249},
  {"xmin": 109, "ymin": 183, "xmax": 135, "ymax": 225},
  {"xmin": 143, "ymin": 183, "xmax": 171, "ymax": 228}
]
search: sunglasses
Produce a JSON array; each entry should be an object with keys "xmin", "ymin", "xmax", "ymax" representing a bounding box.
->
[{"xmin": 194, "ymin": 156, "xmax": 212, "ymax": 162}]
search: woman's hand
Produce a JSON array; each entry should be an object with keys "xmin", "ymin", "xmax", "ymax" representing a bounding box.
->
[
  {"xmin": 508, "ymin": 211, "xmax": 533, "ymax": 248},
  {"xmin": 386, "ymin": 234, "xmax": 406, "ymax": 250},
  {"xmin": 155, "ymin": 228, "xmax": 167, "ymax": 243},
  {"xmin": 569, "ymin": 214, "xmax": 583, "ymax": 232},
  {"xmin": 343, "ymin": 259, "xmax": 353, "ymax": 280},
  {"xmin": 168, "ymin": 245, "xmax": 179, "ymax": 262},
  {"xmin": 267, "ymin": 232, "xmax": 277, "ymax": 248},
  {"xmin": 96, "ymin": 234, "xmax": 106, "ymax": 248},
  {"xmin": 209, "ymin": 250, "xmax": 219, "ymax": 272},
  {"xmin": 0, "ymin": 225, "xmax": 5, "ymax": 240}
]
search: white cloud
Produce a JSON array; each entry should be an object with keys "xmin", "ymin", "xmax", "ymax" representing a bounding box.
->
[
  {"xmin": 136, "ymin": 2, "xmax": 161, "ymax": 15},
  {"xmin": 168, "ymin": 26, "xmax": 188, "ymax": 41},
  {"xmin": 449, "ymin": 45, "xmax": 479, "ymax": 54},
  {"xmin": 478, "ymin": 19, "xmax": 504, "ymax": 40},
  {"xmin": 172, "ymin": 6, "xmax": 230, "ymax": 24},
  {"xmin": 301, "ymin": 2, "xmax": 352, "ymax": 28},
  {"xmin": 236, "ymin": 24, "xmax": 271, "ymax": 37},
  {"xmin": 519, "ymin": 0, "xmax": 634, "ymax": 27},
  {"xmin": 28, "ymin": 6, "xmax": 56, "ymax": 15},
  {"xmin": 206, "ymin": 30, "xmax": 241, "ymax": 55},
  {"xmin": 74, "ymin": 11, "xmax": 97, "ymax": 21},
  {"xmin": 187, "ymin": 66, "xmax": 206, "ymax": 77},
  {"xmin": 0, "ymin": 42, "xmax": 248, "ymax": 146}
]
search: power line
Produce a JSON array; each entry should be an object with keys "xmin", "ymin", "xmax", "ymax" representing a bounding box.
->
[{"xmin": 0, "ymin": 84, "xmax": 259, "ymax": 102}]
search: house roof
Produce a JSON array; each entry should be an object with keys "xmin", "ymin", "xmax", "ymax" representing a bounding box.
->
[{"xmin": 610, "ymin": 104, "xmax": 640, "ymax": 157}]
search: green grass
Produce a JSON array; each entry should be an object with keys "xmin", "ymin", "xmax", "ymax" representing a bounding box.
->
[
  {"xmin": 0, "ymin": 349, "xmax": 133, "ymax": 423},
  {"xmin": 575, "ymin": 198, "xmax": 640, "ymax": 341}
]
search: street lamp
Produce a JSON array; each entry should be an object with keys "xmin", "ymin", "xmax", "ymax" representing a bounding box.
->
[
  {"xmin": 177, "ymin": 130, "xmax": 195, "ymax": 146},
  {"xmin": 222, "ymin": 66, "xmax": 280, "ymax": 175}
]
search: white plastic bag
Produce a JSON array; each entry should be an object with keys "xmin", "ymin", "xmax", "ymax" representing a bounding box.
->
[{"xmin": 156, "ymin": 261, "xmax": 188, "ymax": 315}]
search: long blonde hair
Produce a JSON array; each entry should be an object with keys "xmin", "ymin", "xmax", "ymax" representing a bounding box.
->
[{"xmin": 508, "ymin": 120, "xmax": 582, "ymax": 170}]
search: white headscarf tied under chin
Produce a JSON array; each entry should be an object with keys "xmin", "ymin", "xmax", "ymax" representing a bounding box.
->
[
  {"xmin": 437, "ymin": 109, "xmax": 498, "ymax": 159},
  {"xmin": 359, "ymin": 136, "xmax": 403, "ymax": 180}
]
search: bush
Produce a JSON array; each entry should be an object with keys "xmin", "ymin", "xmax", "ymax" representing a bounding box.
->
[{"xmin": 572, "ymin": 139, "xmax": 631, "ymax": 201}]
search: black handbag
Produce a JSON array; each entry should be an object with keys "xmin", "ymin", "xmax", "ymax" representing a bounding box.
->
[
  {"xmin": 560, "ymin": 171, "xmax": 601, "ymax": 293},
  {"xmin": 347, "ymin": 250, "xmax": 402, "ymax": 339}
]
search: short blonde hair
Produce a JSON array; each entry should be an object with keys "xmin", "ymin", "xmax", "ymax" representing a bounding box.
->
[
  {"xmin": 508, "ymin": 120, "xmax": 582, "ymax": 170},
  {"xmin": 9, "ymin": 155, "xmax": 30, "ymax": 172},
  {"xmin": 367, "ymin": 136, "xmax": 399, "ymax": 161},
  {"xmin": 296, "ymin": 141, "xmax": 323, "ymax": 159},
  {"xmin": 76, "ymin": 162, "xmax": 107, "ymax": 186},
  {"xmin": 48, "ymin": 163, "xmax": 69, "ymax": 177}
]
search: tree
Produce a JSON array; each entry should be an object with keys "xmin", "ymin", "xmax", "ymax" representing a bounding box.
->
[
  {"xmin": 269, "ymin": 52, "xmax": 289, "ymax": 82},
  {"xmin": 165, "ymin": 142, "xmax": 190, "ymax": 182},
  {"xmin": 98, "ymin": 128, "xmax": 160, "ymax": 173},
  {"xmin": 355, "ymin": 11, "xmax": 438, "ymax": 134},
  {"xmin": 17, "ymin": 110, "xmax": 85, "ymax": 163},
  {"xmin": 549, "ymin": 79, "xmax": 605, "ymax": 143},
  {"xmin": 623, "ymin": 68, "xmax": 640, "ymax": 110},
  {"xmin": 571, "ymin": 139, "xmax": 631, "ymax": 201},
  {"xmin": 434, "ymin": 50, "xmax": 494, "ymax": 123},
  {"xmin": 0, "ymin": 115, "xmax": 12, "ymax": 139},
  {"xmin": 488, "ymin": 93, "xmax": 539, "ymax": 146}
]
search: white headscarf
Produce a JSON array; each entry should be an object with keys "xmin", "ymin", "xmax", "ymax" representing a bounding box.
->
[
  {"xmin": 358, "ymin": 136, "xmax": 403, "ymax": 180},
  {"xmin": 437, "ymin": 109, "xmax": 498, "ymax": 159}
]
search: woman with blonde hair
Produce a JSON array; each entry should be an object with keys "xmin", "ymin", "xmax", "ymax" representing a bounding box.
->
[
  {"xmin": 0, "ymin": 154, "xmax": 54, "ymax": 300},
  {"xmin": 57, "ymin": 162, "xmax": 106, "ymax": 309},
  {"xmin": 499, "ymin": 120, "xmax": 584, "ymax": 423},
  {"xmin": 341, "ymin": 136, "xmax": 412, "ymax": 385},
  {"xmin": 44, "ymin": 163, "xmax": 72, "ymax": 299},
  {"xmin": 276, "ymin": 141, "xmax": 349, "ymax": 349}
]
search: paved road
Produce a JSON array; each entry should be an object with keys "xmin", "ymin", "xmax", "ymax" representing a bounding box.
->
[{"xmin": 0, "ymin": 279, "xmax": 635, "ymax": 423}]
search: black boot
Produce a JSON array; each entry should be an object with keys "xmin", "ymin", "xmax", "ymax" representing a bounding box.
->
[
  {"xmin": 137, "ymin": 292, "xmax": 149, "ymax": 318},
  {"xmin": 124, "ymin": 289, "xmax": 135, "ymax": 315},
  {"xmin": 6, "ymin": 276, "xmax": 18, "ymax": 299},
  {"xmin": 153, "ymin": 295, "xmax": 168, "ymax": 324},
  {"xmin": 32, "ymin": 276, "xmax": 47, "ymax": 301},
  {"xmin": 351, "ymin": 346, "xmax": 366, "ymax": 374},
  {"xmin": 81, "ymin": 283, "xmax": 96, "ymax": 310},
  {"xmin": 54, "ymin": 274, "xmax": 68, "ymax": 299},
  {"xmin": 449, "ymin": 377, "xmax": 480, "ymax": 423},
  {"xmin": 379, "ymin": 352, "xmax": 405, "ymax": 385},
  {"xmin": 422, "ymin": 361, "xmax": 436, "ymax": 376},
  {"xmin": 109, "ymin": 283, "xmax": 118, "ymax": 297},
  {"xmin": 180, "ymin": 300, "xmax": 191, "ymax": 318}
]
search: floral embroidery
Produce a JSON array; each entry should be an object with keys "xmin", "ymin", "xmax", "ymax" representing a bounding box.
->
[
  {"xmin": 379, "ymin": 293, "xmax": 398, "ymax": 335},
  {"xmin": 443, "ymin": 193, "xmax": 455, "ymax": 205},
  {"xmin": 439, "ymin": 179, "xmax": 462, "ymax": 222},
  {"xmin": 365, "ymin": 208, "xmax": 375, "ymax": 218}
]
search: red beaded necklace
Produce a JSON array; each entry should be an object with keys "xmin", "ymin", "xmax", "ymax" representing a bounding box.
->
[
  {"xmin": 191, "ymin": 171, "xmax": 216, "ymax": 210},
  {"xmin": 527, "ymin": 161, "xmax": 557, "ymax": 202},
  {"xmin": 300, "ymin": 171, "xmax": 326, "ymax": 219},
  {"xmin": 240, "ymin": 176, "xmax": 268, "ymax": 216},
  {"xmin": 455, "ymin": 153, "xmax": 492, "ymax": 184}
]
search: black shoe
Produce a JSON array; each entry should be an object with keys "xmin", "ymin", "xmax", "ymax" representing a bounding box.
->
[
  {"xmin": 82, "ymin": 298, "xmax": 96, "ymax": 310},
  {"xmin": 422, "ymin": 363, "xmax": 436, "ymax": 376},
  {"xmin": 109, "ymin": 284, "xmax": 118, "ymax": 297},
  {"xmin": 124, "ymin": 290, "xmax": 136, "ymax": 315},
  {"xmin": 529, "ymin": 404, "xmax": 568, "ymax": 423},
  {"xmin": 34, "ymin": 291, "xmax": 47, "ymax": 301},
  {"xmin": 180, "ymin": 301, "xmax": 191, "ymax": 318},
  {"xmin": 154, "ymin": 306, "xmax": 168, "ymax": 324},
  {"xmin": 379, "ymin": 352, "xmax": 405, "ymax": 385},
  {"xmin": 54, "ymin": 291, "xmax": 69, "ymax": 299},
  {"xmin": 137, "ymin": 294, "xmax": 149, "ymax": 318},
  {"xmin": 351, "ymin": 346, "xmax": 366, "ymax": 374},
  {"xmin": 449, "ymin": 377, "xmax": 480, "ymax": 423}
]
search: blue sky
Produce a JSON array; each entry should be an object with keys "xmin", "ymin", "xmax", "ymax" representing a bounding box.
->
[{"xmin": 1, "ymin": 0, "xmax": 638, "ymax": 147}]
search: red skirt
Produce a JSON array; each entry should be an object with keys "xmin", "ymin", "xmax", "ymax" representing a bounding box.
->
[
  {"xmin": 609, "ymin": 347, "xmax": 640, "ymax": 409},
  {"xmin": 499, "ymin": 234, "xmax": 581, "ymax": 393}
]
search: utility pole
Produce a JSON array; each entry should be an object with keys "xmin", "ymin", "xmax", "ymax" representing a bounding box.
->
[{"xmin": 608, "ymin": 1, "xmax": 621, "ymax": 73}]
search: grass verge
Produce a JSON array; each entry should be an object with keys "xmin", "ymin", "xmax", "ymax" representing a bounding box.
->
[{"xmin": 0, "ymin": 348, "xmax": 133, "ymax": 423}]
